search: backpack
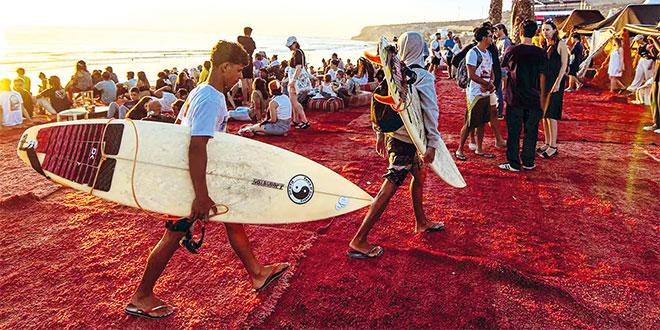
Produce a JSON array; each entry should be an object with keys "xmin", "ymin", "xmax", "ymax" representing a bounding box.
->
[
  {"xmin": 456, "ymin": 47, "xmax": 483, "ymax": 89},
  {"xmin": 370, "ymin": 63, "xmax": 422, "ymax": 133}
]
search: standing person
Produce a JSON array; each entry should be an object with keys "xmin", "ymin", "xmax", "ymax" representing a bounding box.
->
[
  {"xmin": 495, "ymin": 23, "xmax": 512, "ymax": 119},
  {"xmin": 608, "ymin": 38, "xmax": 625, "ymax": 93},
  {"xmin": 105, "ymin": 66, "xmax": 119, "ymax": 84},
  {"xmin": 538, "ymin": 20, "xmax": 568, "ymax": 159},
  {"xmin": 565, "ymin": 33, "xmax": 584, "ymax": 92},
  {"xmin": 16, "ymin": 68, "xmax": 31, "ymax": 93},
  {"xmin": 498, "ymin": 20, "xmax": 548, "ymax": 172},
  {"xmin": 429, "ymin": 32, "xmax": 443, "ymax": 76},
  {"xmin": 238, "ymin": 27, "xmax": 257, "ymax": 103},
  {"xmin": 126, "ymin": 40, "xmax": 290, "ymax": 320},
  {"xmin": 443, "ymin": 31, "xmax": 456, "ymax": 78},
  {"xmin": 644, "ymin": 36, "xmax": 660, "ymax": 134},
  {"xmin": 628, "ymin": 35, "xmax": 655, "ymax": 94},
  {"xmin": 348, "ymin": 32, "xmax": 445, "ymax": 259},
  {"xmin": 285, "ymin": 36, "xmax": 311, "ymax": 129},
  {"xmin": 455, "ymin": 26, "xmax": 496, "ymax": 161},
  {"xmin": 451, "ymin": 36, "xmax": 463, "ymax": 78}
]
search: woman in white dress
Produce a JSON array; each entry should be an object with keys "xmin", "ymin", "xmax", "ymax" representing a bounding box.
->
[{"xmin": 608, "ymin": 38, "xmax": 625, "ymax": 93}]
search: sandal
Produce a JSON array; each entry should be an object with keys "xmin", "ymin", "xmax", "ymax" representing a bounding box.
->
[
  {"xmin": 125, "ymin": 303, "xmax": 174, "ymax": 320},
  {"xmin": 346, "ymin": 246, "xmax": 384, "ymax": 259},
  {"xmin": 454, "ymin": 152, "xmax": 467, "ymax": 161},
  {"xmin": 539, "ymin": 146, "xmax": 558, "ymax": 159},
  {"xmin": 536, "ymin": 144, "xmax": 550, "ymax": 152},
  {"xmin": 475, "ymin": 152, "xmax": 495, "ymax": 158}
]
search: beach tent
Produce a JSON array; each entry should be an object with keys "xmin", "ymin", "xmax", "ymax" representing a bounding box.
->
[
  {"xmin": 623, "ymin": 24, "xmax": 660, "ymax": 37},
  {"xmin": 578, "ymin": 4, "xmax": 660, "ymax": 80},
  {"xmin": 558, "ymin": 10, "xmax": 605, "ymax": 37}
]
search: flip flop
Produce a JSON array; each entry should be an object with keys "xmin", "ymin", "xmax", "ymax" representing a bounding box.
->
[
  {"xmin": 420, "ymin": 222, "xmax": 445, "ymax": 233},
  {"xmin": 475, "ymin": 152, "xmax": 495, "ymax": 158},
  {"xmin": 346, "ymin": 245, "xmax": 384, "ymax": 259},
  {"xmin": 455, "ymin": 152, "xmax": 467, "ymax": 161},
  {"xmin": 125, "ymin": 303, "xmax": 174, "ymax": 320},
  {"xmin": 254, "ymin": 263, "xmax": 290, "ymax": 293}
]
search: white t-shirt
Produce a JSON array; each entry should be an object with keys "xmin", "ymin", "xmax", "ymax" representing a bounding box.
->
[
  {"xmin": 430, "ymin": 39, "xmax": 442, "ymax": 59},
  {"xmin": 154, "ymin": 91, "xmax": 177, "ymax": 113},
  {"xmin": 466, "ymin": 46, "xmax": 493, "ymax": 102},
  {"xmin": 178, "ymin": 84, "xmax": 228, "ymax": 136},
  {"xmin": 326, "ymin": 69, "xmax": 337, "ymax": 81},
  {"xmin": 272, "ymin": 94, "xmax": 292, "ymax": 120},
  {"xmin": 0, "ymin": 91, "xmax": 24, "ymax": 126},
  {"xmin": 122, "ymin": 78, "xmax": 137, "ymax": 89},
  {"xmin": 270, "ymin": 60, "xmax": 281, "ymax": 67},
  {"xmin": 320, "ymin": 82, "xmax": 337, "ymax": 97}
]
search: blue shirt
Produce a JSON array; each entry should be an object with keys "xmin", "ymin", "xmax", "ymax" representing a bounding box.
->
[{"xmin": 443, "ymin": 39, "xmax": 456, "ymax": 56}]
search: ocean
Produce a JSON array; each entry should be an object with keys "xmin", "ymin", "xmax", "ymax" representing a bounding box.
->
[{"xmin": 0, "ymin": 27, "xmax": 376, "ymax": 86}]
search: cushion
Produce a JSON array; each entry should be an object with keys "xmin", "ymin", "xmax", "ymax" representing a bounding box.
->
[
  {"xmin": 360, "ymin": 82, "xmax": 379, "ymax": 92},
  {"xmin": 346, "ymin": 91, "xmax": 372, "ymax": 107},
  {"xmin": 307, "ymin": 97, "xmax": 344, "ymax": 112}
]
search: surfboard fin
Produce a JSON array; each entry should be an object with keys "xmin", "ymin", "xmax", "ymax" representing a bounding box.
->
[
  {"xmin": 364, "ymin": 52, "xmax": 382, "ymax": 65},
  {"xmin": 373, "ymin": 94, "xmax": 396, "ymax": 106}
]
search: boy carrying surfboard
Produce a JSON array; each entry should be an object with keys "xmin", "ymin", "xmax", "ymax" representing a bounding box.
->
[
  {"xmin": 125, "ymin": 40, "xmax": 290, "ymax": 320},
  {"xmin": 348, "ymin": 32, "xmax": 446, "ymax": 259}
]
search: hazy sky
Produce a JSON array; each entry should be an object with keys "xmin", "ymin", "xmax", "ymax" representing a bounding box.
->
[{"xmin": 1, "ymin": 0, "xmax": 513, "ymax": 39}]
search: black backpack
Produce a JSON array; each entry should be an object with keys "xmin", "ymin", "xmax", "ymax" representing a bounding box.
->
[
  {"xmin": 370, "ymin": 63, "xmax": 422, "ymax": 133},
  {"xmin": 456, "ymin": 47, "xmax": 482, "ymax": 89}
]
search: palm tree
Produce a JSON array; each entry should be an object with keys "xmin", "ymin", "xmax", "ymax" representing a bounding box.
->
[
  {"xmin": 489, "ymin": 0, "xmax": 503, "ymax": 24},
  {"xmin": 511, "ymin": 0, "xmax": 535, "ymax": 44}
]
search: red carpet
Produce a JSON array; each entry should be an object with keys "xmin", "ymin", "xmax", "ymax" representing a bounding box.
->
[{"xmin": 0, "ymin": 79, "xmax": 658, "ymax": 329}]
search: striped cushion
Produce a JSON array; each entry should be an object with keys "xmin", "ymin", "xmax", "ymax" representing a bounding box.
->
[
  {"xmin": 308, "ymin": 97, "xmax": 344, "ymax": 112},
  {"xmin": 360, "ymin": 82, "xmax": 379, "ymax": 92},
  {"xmin": 346, "ymin": 92, "xmax": 371, "ymax": 107}
]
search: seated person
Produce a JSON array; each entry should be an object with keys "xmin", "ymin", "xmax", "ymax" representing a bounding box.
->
[
  {"xmin": 13, "ymin": 78, "xmax": 34, "ymax": 118},
  {"xmin": 228, "ymin": 78, "xmax": 269, "ymax": 122},
  {"xmin": 155, "ymin": 71, "xmax": 172, "ymax": 90},
  {"xmin": 336, "ymin": 70, "xmax": 357, "ymax": 102},
  {"xmin": 150, "ymin": 86, "xmax": 177, "ymax": 113},
  {"xmin": 107, "ymin": 87, "xmax": 140, "ymax": 119},
  {"xmin": 319, "ymin": 74, "xmax": 337, "ymax": 97},
  {"xmin": 238, "ymin": 80, "xmax": 292, "ymax": 137},
  {"xmin": 126, "ymin": 96, "xmax": 156, "ymax": 120},
  {"xmin": 141, "ymin": 100, "xmax": 176, "ymax": 123},
  {"xmin": 175, "ymin": 88, "xmax": 189, "ymax": 101},
  {"xmin": 270, "ymin": 54, "xmax": 281, "ymax": 67},
  {"xmin": 226, "ymin": 80, "xmax": 243, "ymax": 109},
  {"xmin": 327, "ymin": 60, "xmax": 339, "ymax": 81},
  {"xmin": 1, "ymin": 78, "xmax": 32, "ymax": 127},
  {"xmin": 172, "ymin": 99, "xmax": 185, "ymax": 118},
  {"xmin": 94, "ymin": 71, "xmax": 117, "ymax": 105},
  {"xmin": 36, "ymin": 75, "xmax": 72, "ymax": 116}
]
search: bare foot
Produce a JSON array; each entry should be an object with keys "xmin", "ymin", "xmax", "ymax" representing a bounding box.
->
[
  {"xmin": 129, "ymin": 293, "xmax": 174, "ymax": 318},
  {"xmin": 349, "ymin": 239, "xmax": 375, "ymax": 255}
]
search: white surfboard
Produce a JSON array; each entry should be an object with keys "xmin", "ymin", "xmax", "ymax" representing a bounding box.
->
[
  {"xmin": 16, "ymin": 119, "xmax": 373, "ymax": 224},
  {"xmin": 367, "ymin": 37, "xmax": 466, "ymax": 188}
]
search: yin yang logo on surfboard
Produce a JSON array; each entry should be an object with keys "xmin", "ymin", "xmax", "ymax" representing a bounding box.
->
[{"xmin": 287, "ymin": 174, "xmax": 314, "ymax": 204}]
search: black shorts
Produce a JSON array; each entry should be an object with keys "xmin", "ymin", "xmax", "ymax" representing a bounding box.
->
[
  {"xmin": 431, "ymin": 57, "xmax": 441, "ymax": 65},
  {"xmin": 446, "ymin": 56, "xmax": 453, "ymax": 67},
  {"xmin": 383, "ymin": 137, "xmax": 421, "ymax": 186}
]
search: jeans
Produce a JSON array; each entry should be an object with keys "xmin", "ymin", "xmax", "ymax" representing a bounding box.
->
[{"xmin": 505, "ymin": 105, "xmax": 542, "ymax": 169}]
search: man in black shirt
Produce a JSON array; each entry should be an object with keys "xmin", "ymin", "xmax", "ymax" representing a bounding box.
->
[
  {"xmin": 237, "ymin": 27, "xmax": 256, "ymax": 103},
  {"xmin": 498, "ymin": 20, "xmax": 548, "ymax": 172}
]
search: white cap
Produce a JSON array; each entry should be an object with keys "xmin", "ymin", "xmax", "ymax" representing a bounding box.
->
[
  {"xmin": 633, "ymin": 34, "xmax": 644, "ymax": 42},
  {"xmin": 285, "ymin": 36, "xmax": 297, "ymax": 47}
]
